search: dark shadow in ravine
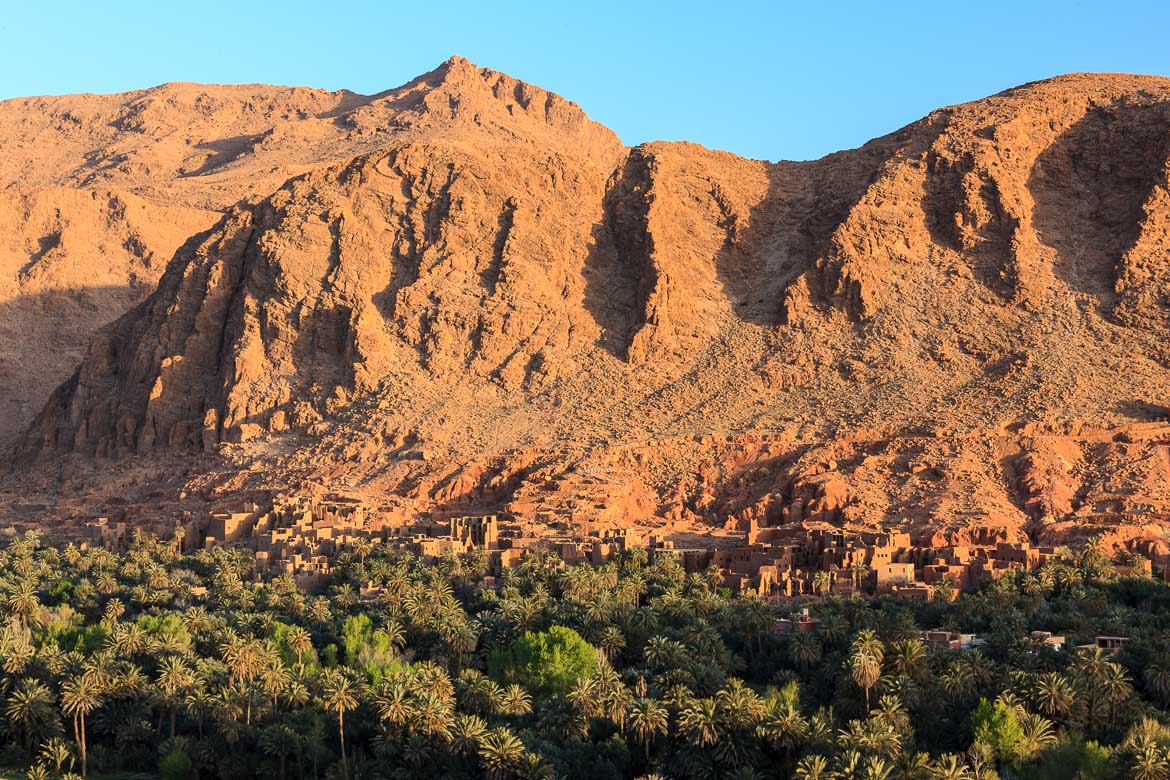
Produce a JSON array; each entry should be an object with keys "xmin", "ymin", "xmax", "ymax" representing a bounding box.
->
[
  {"xmin": 1028, "ymin": 102, "xmax": 1170, "ymax": 305},
  {"xmin": 917, "ymin": 113, "xmax": 1019, "ymax": 302},
  {"xmin": 180, "ymin": 133, "xmax": 267, "ymax": 177},
  {"xmin": 1, "ymin": 217, "xmax": 232, "ymax": 465},
  {"xmin": 0, "ymin": 283, "xmax": 150, "ymax": 460},
  {"xmin": 581, "ymin": 134, "xmax": 899, "ymax": 357},
  {"xmin": 709, "ymin": 159, "xmax": 819, "ymax": 327},
  {"xmin": 581, "ymin": 149, "xmax": 655, "ymax": 359}
]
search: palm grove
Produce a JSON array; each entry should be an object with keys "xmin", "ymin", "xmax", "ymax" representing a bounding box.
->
[{"xmin": 1, "ymin": 531, "xmax": 1170, "ymax": 779}]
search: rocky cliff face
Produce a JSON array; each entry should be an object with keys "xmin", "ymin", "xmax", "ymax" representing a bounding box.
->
[
  {"xmin": 0, "ymin": 188, "xmax": 219, "ymax": 448},
  {"xmin": 0, "ymin": 57, "xmax": 619, "ymax": 450},
  {"xmin": 7, "ymin": 62, "xmax": 1170, "ymax": 550}
]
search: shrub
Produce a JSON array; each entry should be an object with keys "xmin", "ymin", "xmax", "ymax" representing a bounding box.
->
[{"xmin": 489, "ymin": 625, "xmax": 598, "ymax": 697}]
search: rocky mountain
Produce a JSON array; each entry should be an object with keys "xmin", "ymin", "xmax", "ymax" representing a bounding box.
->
[
  {"xmin": 0, "ymin": 57, "xmax": 617, "ymax": 449},
  {"xmin": 5, "ymin": 59, "xmax": 1170, "ymax": 554}
]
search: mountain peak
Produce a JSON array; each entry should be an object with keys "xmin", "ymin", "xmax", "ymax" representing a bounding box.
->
[
  {"xmin": 363, "ymin": 55, "xmax": 624, "ymax": 162},
  {"xmin": 436, "ymin": 54, "xmax": 481, "ymax": 74}
]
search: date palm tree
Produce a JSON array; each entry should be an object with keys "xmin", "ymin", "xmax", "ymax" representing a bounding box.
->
[
  {"xmin": 794, "ymin": 753, "xmax": 831, "ymax": 780},
  {"xmin": 1102, "ymin": 661, "xmax": 1133, "ymax": 725},
  {"xmin": 517, "ymin": 751, "xmax": 555, "ymax": 780},
  {"xmin": 352, "ymin": 538, "xmax": 374, "ymax": 565},
  {"xmin": 286, "ymin": 625, "xmax": 314, "ymax": 675},
  {"xmin": 717, "ymin": 679, "xmax": 765, "ymax": 730},
  {"xmin": 742, "ymin": 598, "xmax": 774, "ymax": 654},
  {"xmin": 95, "ymin": 572, "xmax": 117, "ymax": 597},
  {"xmin": 1031, "ymin": 671, "xmax": 1075, "ymax": 721},
  {"xmin": 897, "ymin": 751, "xmax": 933, "ymax": 778},
  {"xmin": 222, "ymin": 635, "xmax": 264, "ymax": 724},
  {"xmin": 7, "ymin": 580, "xmax": 41, "ymax": 626},
  {"xmin": 259, "ymin": 722, "xmax": 298, "ymax": 780},
  {"xmin": 806, "ymin": 708, "xmax": 835, "ymax": 749},
  {"xmin": 107, "ymin": 621, "xmax": 147, "ymax": 657},
  {"xmin": 373, "ymin": 679, "xmax": 413, "ymax": 728},
  {"xmin": 568, "ymin": 676, "xmax": 600, "ymax": 720},
  {"xmin": 851, "ymin": 630, "xmax": 885, "ymax": 665},
  {"xmin": 184, "ymin": 686, "xmax": 213, "ymax": 740},
  {"xmin": 450, "ymin": 713, "xmax": 487, "ymax": 757},
  {"xmin": 600, "ymin": 626, "xmax": 626, "ymax": 662},
  {"xmin": 1145, "ymin": 655, "xmax": 1170, "ymax": 706},
  {"xmin": 39, "ymin": 736, "xmax": 74, "ymax": 775},
  {"xmin": 874, "ymin": 695, "xmax": 910, "ymax": 737},
  {"xmin": 758, "ymin": 698, "xmax": 808, "ymax": 765},
  {"xmin": 1, "ymin": 623, "xmax": 34, "ymax": 675},
  {"xmin": 850, "ymin": 651, "xmax": 882, "ymax": 711},
  {"xmin": 813, "ymin": 571, "xmax": 834, "ymax": 598},
  {"xmin": 838, "ymin": 717, "xmax": 901, "ymax": 759},
  {"xmin": 939, "ymin": 662, "xmax": 975, "ymax": 702},
  {"xmin": 888, "ymin": 639, "xmax": 927, "ymax": 681},
  {"xmin": 835, "ymin": 748, "xmax": 864, "ymax": 779},
  {"xmin": 644, "ymin": 636, "xmax": 683, "ymax": 669},
  {"xmin": 156, "ymin": 655, "xmax": 194, "ymax": 738},
  {"xmin": 602, "ymin": 680, "xmax": 634, "ymax": 731},
  {"xmin": 929, "ymin": 753, "xmax": 972, "ymax": 780},
  {"xmin": 383, "ymin": 620, "xmax": 407, "ymax": 652},
  {"xmin": 862, "ymin": 755, "xmax": 894, "ymax": 780},
  {"xmin": 679, "ymin": 698, "xmax": 721, "ymax": 747},
  {"xmin": 1018, "ymin": 712, "xmax": 1057, "ymax": 759},
  {"xmin": 478, "ymin": 727, "xmax": 526, "ymax": 779},
  {"xmin": 789, "ymin": 632, "xmax": 823, "ymax": 671},
  {"xmin": 933, "ymin": 578, "xmax": 955, "ymax": 603},
  {"xmin": 850, "ymin": 559, "xmax": 870, "ymax": 593},
  {"xmin": 260, "ymin": 661, "xmax": 290, "ymax": 716},
  {"xmin": 628, "ymin": 696, "xmax": 668, "ymax": 761},
  {"xmin": 457, "ymin": 669, "xmax": 501, "ymax": 717},
  {"xmin": 501, "ymin": 683, "xmax": 533, "ymax": 717},
  {"xmin": 1131, "ymin": 743, "xmax": 1170, "ymax": 780},
  {"xmin": 320, "ymin": 667, "xmax": 361, "ymax": 779},
  {"xmin": 6, "ymin": 679, "xmax": 57, "ymax": 758},
  {"xmin": 413, "ymin": 690, "xmax": 454, "ymax": 737}
]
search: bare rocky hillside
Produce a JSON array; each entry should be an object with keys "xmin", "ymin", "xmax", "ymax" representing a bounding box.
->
[{"xmin": 5, "ymin": 60, "xmax": 1170, "ymax": 554}]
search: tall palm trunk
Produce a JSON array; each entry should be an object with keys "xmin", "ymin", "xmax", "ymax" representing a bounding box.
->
[
  {"xmin": 79, "ymin": 711, "xmax": 88, "ymax": 778},
  {"xmin": 71, "ymin": 715, "xmax": 81, "ymax": 773},
  {"xmin": 338, "ymin": 710, "xmax": 348, "ymax": 779}
]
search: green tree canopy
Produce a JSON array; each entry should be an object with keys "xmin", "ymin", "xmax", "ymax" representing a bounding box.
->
[
  {"xmin": 340, "ymin": 614, "xmax": 399, "ymax": 684},
  {"xmin": 136, "ymin": 613, "xmax": 193, "ymax": 653},
  {"xmin": 488, "ymin": 625, "xmax": 598, "ymax": 697},
  {"xmin": 970, "ymin": 697, "xmax": 1026, "ymax": 767}
]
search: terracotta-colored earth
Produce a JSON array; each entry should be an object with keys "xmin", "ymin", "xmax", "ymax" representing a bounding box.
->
[{"xmin": 5, "ymin": 58, "xmax": 1170, "ymax": 556}]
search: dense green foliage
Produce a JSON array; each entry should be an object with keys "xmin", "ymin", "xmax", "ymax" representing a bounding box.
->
[
  {"xmin": 0, "ymin": 530, "xmax": 1169, "ymax": 778},
  {"xmin": 488, "ymin": 626, "xmax": 597, "ymax": 697},
  {"xmin": 970, "ymin": 698, "xmax": 1026, "ymax": 767}
]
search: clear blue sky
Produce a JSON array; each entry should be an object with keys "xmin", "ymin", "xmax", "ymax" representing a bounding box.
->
[{"xmin": 3, "ymin": 0, "xmax": 1168, "ymax": 161}]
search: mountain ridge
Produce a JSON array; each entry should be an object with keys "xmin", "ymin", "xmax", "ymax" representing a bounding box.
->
[{"xmin": 4, "ymin": 61, "xmax": 1170, "ymax": 559}]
